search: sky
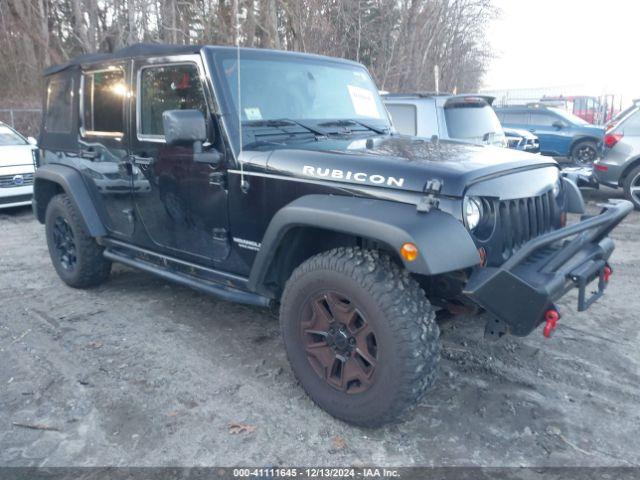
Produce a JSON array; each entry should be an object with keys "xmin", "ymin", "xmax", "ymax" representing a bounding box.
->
[{"xmin": 483, "ymin": 0, "xmax": 639, "ymax": 106}]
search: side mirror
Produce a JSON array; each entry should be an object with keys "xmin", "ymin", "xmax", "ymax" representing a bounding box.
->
[
  {"xmin": 162, "ymin": 109, "xmax": 207, "ymax": 145},
  {"xmin": 162, "ymin": 109, "xmax": 221, "ymax": 167},
  {"xmin": 552, "ymin": 120, "xmax": 565, "ymax": 129},
  {"xmin": 27, "ymin": 136, "xmax": 37, "ymax": 146}
]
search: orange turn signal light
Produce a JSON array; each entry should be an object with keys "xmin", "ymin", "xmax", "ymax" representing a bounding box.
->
[{"xmin": 400, "ymin": 243, "xmax": 419, "ymax": 262}]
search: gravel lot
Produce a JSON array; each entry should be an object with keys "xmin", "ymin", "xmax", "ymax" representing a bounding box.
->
[{"xmin": 1, "ymin": 188, "xmax": 639, "ymax": 467}]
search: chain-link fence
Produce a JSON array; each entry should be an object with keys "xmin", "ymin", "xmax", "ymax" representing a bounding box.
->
[{"xmin": 0, "ymin": 108, "xmax": 42, "ymax": 137}]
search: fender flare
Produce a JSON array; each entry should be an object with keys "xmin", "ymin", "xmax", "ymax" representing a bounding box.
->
[
  {"xmin": 247, "ymin": 194, "xmax": 480, "ymax": 292},
  {"xmin": 33, "ymin": 163, "xmax": 107, "ymax": 237}
]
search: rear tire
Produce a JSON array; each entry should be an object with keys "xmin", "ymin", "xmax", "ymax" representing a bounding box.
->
[
  {"xmin": 45, "ymin": 193, "xmax": 111, "ymax": 288},
  {"xmin": 280, "ymin": 247, "xmax": 439, "ymax": 426},
  {"xmin": 623, "ymin": 165, "xmax": 640, "ymax": 210},
  {"xmin": 570, "ymin": 140, "xmax": 598, "ymax": 165}
]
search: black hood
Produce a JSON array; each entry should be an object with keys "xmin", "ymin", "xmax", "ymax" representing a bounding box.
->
[{"xmin": 241, "ymin": 135, "xmax": 559, "ymax": 197}]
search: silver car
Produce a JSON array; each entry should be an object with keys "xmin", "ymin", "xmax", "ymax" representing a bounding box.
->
[
  {"xmin": 0, "ymin": 122, "xmax": 37, "ymax": 209},
  {"xmin": 383, "ymin": 93, "xmax": 508, "ymax": 147},
  {"xmin": 594, "ymin": 105, "xmax": 640, "ymax": 209}
]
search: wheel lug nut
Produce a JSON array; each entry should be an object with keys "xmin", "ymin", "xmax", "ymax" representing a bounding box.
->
[{"xmin": 349, "ymin": 338, "xmax": 355, "ymax": 345}]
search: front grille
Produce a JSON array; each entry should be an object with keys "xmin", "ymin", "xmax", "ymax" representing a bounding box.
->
[
  {"xmin": 0, "ymin": 173, "xmax": 34, "ymax": 188},
  {"xmin": 498, "ymin": 190, "xmax": 555, "ymax": 257},
  {"xmin": 0, "ymin": 194, "xmax": 32, "ymax": 205}
]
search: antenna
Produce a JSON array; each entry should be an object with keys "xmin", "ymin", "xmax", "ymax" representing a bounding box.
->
[{"xmin": 234, "ymin": 2, "xmax": 248, "ymax": 192}]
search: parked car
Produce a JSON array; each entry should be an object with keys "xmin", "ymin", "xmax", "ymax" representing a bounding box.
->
[
  {"xmin": 383, "ymin": 93, "xmax": 508, "ymax": 147},
  {"xmin": 0, "ymin": 122, "xmax": 37, "ymax": 209},
  {"xmin": 503, "ymin": 127, "xmax": 540, "ymax": 153},
  {"xmin": 33, "ymin": 43, "xmax": 631, "ymax": 426},
  {"xmin": 495, "ymin": 104, "xmax": 605, "ymax": 164},
  {"xmin": 605, "ymin": 99, "xmax": 640, "ymax": 131},
  {"xmin": 594, "ymin": 106, "xmax": 640, "ymax": 209}
]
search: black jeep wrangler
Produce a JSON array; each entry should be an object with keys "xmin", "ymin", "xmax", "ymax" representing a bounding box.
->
[{"xmin": 34, "ymin": 44, "xmax": 631, "ymax": 426}]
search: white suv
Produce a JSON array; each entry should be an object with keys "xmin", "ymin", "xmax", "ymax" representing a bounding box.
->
[
  {"xmin": 0, "ymin": 122, "xmax": 37, "ymax": 209},
  {"xmin": 383, "ymin": 93, "xmax": 507, "ymax": 147}
]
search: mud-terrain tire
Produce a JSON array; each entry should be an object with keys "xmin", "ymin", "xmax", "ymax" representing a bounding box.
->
[
  {"xmin": 570, "ymin": 139, "xmax": 598, "ymax": 165},
  {"xmin": 280, "ymin": 247, "xmax": 439, "ymax": 426},
  {"xmin": 45, "ymin": 193, "xmax": 111, "ymax": 288},
  {"xmin": 623, "ymin": 165, "xmax": 640, "ymax": 210}
]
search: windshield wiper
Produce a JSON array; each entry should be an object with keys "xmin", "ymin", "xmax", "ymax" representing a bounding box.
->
[
  {"xmin": 316, "ymin": 119, "xmax": 389, "ymax": 135},
  {"xmin": 243, "ymin": 119, "xmax": 326, "ymax": 137}
]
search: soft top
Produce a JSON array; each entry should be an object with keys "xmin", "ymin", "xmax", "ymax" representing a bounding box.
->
[
  {"xmin": 43, "ymin": 43, "xmax": 202, "ymax": 76},
  {"xmin": 43, "ymin": 43, "xmax": 363, "ymax": 77}
]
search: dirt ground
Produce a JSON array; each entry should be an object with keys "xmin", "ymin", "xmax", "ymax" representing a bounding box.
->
[{"xmin": 1, "ymin": 188, "xmax": 639, "ymax": 468}]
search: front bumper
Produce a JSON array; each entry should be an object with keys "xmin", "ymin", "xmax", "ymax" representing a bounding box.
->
[{"xmin": 463, "ymin": 199, "xmax": 632, "ymax": 336}]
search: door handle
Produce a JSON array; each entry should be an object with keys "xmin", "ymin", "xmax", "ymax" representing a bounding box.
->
[{"xmin": 131, "ymin": 154, "xmax": 154, "ymax": 166}]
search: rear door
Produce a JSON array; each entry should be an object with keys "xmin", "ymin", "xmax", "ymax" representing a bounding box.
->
[
  {"xmin": 129, "ymin": 56, "xmax": 231, "ymax": 266},
  {"xmin": 529, "ymin": 111, "xmax": 572, "ymax": 156},
  {"xmin": 78, "ymin": 63, "xmax": 134, "ymax": 237}
]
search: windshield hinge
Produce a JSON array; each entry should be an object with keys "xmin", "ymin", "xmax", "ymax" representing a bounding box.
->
[{"xmin": 417, "ymin": 179, "xmax": 442, "ymax": 213}]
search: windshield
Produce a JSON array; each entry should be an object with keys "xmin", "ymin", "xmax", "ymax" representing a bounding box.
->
[
  {"xmin": 212, "ymin": 51, "xmax": 390, "ymax": 148},
  {"xmin": 0, "ymin": 125, "xmax": 27, "ymax": 146},
  {"xmin": 444, "ymin": 101, "xmax": 504, "ymax": 143},
  {"xmin": 549, "ymin": 107, "xmax": 589, "ymax": 125}
]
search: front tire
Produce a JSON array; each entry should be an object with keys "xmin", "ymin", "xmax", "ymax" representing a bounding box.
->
[
  {"xmin": 45, "ymin": 194, "xmax": 111, "ymax": 288},
  {"xmin": 623, "ymin": 165, "xmax": 640, "ymax": 210},
  {"xmin": 280, "ymin": 247, "xmax": 439, "ymax": 426},
  {"xmin": 571, "ymin": 140, "xmax": 598, "ymax": 165}
]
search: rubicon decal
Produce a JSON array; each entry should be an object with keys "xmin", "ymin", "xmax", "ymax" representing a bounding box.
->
[{"xmin": 302, "ymin": 166, "xmax": 405, "ymax": 187}]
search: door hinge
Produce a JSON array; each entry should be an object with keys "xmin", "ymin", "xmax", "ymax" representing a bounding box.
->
[
  {"xmin": 417, "ymin": 179, "xmax": 442, "ymax": 213},
  {"xmin": 212, "ymin": 227, "xmax": 228, "ymax": 242},
  {"xmin": 209, "ymin": 171, "xmax": 227, "ymax": 188}
]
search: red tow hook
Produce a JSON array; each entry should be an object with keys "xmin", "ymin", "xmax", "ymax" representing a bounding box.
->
[
  {"xmin": 543, "ymin": 309, "xmax": 560, "ymax": 338},
  {"xmin": 604, "ymin": 265, "xmax": 613, "ymax": 282}
]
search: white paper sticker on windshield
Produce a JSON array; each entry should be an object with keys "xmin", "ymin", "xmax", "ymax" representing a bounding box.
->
[
  {"xmin": 347, "ymin": 85, "xmax": 381, "ymax": 119},
  {"xmin": 244, "ymin": 107, "xmax": 262, "ymax": 120}
]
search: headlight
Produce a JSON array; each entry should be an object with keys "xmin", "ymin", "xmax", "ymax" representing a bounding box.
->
[
  {"xmin": 463, "ymin": 196, "xmax": 482, "ymax": 231},
  {"xmin": 552, "ymin": 178, "xmax": 562, "ymax": 197}
]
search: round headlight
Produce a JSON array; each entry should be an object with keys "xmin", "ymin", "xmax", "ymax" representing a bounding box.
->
[
  {"xmin": 464, "ymin": 196, "xmax": 482, "ymax": 231},
  {"xmin": 552, "ymin": 178, "xmax": 562, "ymax": 197}
]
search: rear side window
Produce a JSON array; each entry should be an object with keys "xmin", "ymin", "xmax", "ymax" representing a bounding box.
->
[
  {"xmin": 501, "ymin": 112, "xmax": 528, "ymax": 124},
  {"xmin": 138, "ymin": 64, "xmax": 207, "ymax": 138},
  {"xmin": 444, "ymin": 100, "xmax": 503, "ymax": 141},
  {"xmin": 620, "ymin": 110, "xmax": 640, "ymax": 135},
  {"xmin": 530, "ymin": 113, "xmax": 558, "ymax": 127},
  {"xmin": 44, "ymin": 77, "xmax": 74, "ymax": 133},
  {"xmin": 82, "ymin": 68, "xmax": 126, "ymax": 136},
  {"xmin": 386, "ymin": 104, "xmax": 417, "ymax": 136}
]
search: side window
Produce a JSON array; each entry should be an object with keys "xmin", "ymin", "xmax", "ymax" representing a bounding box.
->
[
  {"xmin": 138, "ymin": 64, "xmax": 207, "ymax": 138},
  {"xmin": 502, "ymin": 112, "xmax": 528, "ymax": 124},
  {"xmin": 621, "ymin": 111, "xmax": 640, "ymax": 136},
  {"xmin": 82, "ymin": 68, "xmax": 126, "ymax": 136},
  {"xmin": 44, "ymin": 76, "xmax": 74, "ymax": 134},
  {"xmin": 386, "ymin": 104, "xmax": 417, "ymax": 136},
  {"xmin": 530, "ymin": 113, "xmax": 556, "ymax": 127}
]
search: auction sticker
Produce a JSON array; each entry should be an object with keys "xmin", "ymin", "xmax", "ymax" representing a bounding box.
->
[{"xmin": 347, "ymin": 85, "xmax": 381, "ymax": 119}]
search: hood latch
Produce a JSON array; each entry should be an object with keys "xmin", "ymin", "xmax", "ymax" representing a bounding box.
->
[{"xmin": 417, "ymin": 179, "xmax": 442, "ymax": 213}]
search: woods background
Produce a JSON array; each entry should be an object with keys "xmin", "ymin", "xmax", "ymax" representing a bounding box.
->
[{"xmin": 0, "ymin": 0, "xmax": 495, "ymax": 115}]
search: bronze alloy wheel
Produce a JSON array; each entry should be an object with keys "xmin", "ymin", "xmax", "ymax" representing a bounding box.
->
[{"xmin": 301, "ymin": 291, "xmax": 377, "ymax": 394}]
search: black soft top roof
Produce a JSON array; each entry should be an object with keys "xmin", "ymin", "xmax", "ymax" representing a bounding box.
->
[
  {"xmin": 43, "ymin": 43, "xmax": 362, "ymax": 77},
  {"xmin": 43, "ymin": 43, "xmax": 203, "ymax": 76}
]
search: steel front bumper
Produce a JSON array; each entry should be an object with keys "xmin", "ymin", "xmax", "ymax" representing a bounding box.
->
[{"xmin": 463, "ymin": 200, "xmax": 633, "ymax": 336}]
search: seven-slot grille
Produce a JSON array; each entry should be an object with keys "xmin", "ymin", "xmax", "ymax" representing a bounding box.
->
[
  {"xmin": 0, "ymin": 173, "xmax": 34, "ymax": 188},
  {"xmin": 498, "ymin": 189, "xmax": 555, "ymax": 256}
]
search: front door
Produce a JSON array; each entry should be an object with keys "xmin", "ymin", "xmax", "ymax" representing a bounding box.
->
[{"xmin": 130, "ymin": 57, "xmax": 231, "ymax": 265}]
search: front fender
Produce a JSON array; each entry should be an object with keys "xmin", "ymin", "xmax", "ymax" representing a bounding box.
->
[
  {"xmin": 33, "ymin": 163, "xmax": 107, "ymax": 237},
  {"xmin": 248, "ymin": 195, "xmax": 480, "ymax": 292}
]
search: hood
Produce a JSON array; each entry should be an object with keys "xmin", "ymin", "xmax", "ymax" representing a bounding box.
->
[
  {"xmin": 0, "ymin": 145, "xmax": 35, "ymax": 167},
  {"xmin": 242, "ymin": 135, "xmax": 558, "ymax": 197}
]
